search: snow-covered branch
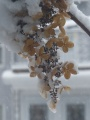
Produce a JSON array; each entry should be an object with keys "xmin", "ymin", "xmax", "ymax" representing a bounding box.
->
[{"xmin": 66, "ymin": 0, "xmax": 90, "ymax": 36}]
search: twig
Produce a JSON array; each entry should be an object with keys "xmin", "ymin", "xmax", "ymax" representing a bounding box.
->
[{"xmin": 68, "ymin": 12, "xmax": 90, "ymax": 36}]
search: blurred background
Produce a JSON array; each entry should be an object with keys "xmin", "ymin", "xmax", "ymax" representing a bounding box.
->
[{"xmin": 0, "ymin": 0, "xmax": 90, "ymax": 120}]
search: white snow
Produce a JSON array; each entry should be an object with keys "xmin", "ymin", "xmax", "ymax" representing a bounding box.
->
[
  {"xmin": 0, "ymin": 0, "xmax": 89, "ymax": 53},
  {"xmin": 66, "ymin": 0, "xmax": 90, "ymax": 31},
  {"xmin": 70, "ymin": 3, "xmax": 90, "ymax": 31},
  {"xmin": 0, "ymin": 0, "xmax": 41, "ymax": 53}
]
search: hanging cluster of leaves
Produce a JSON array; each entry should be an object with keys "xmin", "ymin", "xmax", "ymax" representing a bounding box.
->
[{"xmin": 17, "ymin": 0, "xmax": 78, "ymax": 113}]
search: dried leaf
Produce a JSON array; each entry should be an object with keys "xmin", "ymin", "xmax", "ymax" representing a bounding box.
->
[
  {"xmin": 67, "ymin": 41, "xmax": 74, "ymax": 48},
  {"xmin": 23, "ymin": 45, "xmax": 30, "ymax": 52},
  {"xmin": 64, "ymin": 36, "xmax": 69, "ymax": 43},
  {"xmin": 61, "ymin": 12, "xmax": 71, "ymax": 18},
  {"xmin": 70, "ymin": 69, "xmax": 77, "ymax": 74},
  {"xmin": 53, "ymin": 15, "xmax": 60, "ymax": 22},
  {"xmin": 44, "ymin": 84, "xmax": 51, "ymax": 91},
  {"xmin": 36, "ymin": 57, "xmax": 41, "ymax": 65},
  {"xmin": 51, "ymin": 68, "xmax": 57, "ymax": 77},
  {"xmin": 59, "ymin": 26, "xmax": 66, "ymax": 35},
  {"xmin": 57, "ymin": 40, "xmax": 63, "ymax": 47},
  {"xmin": 62, "ymin": 46, "xmax": 68, "ymax": 53},
  {"xmin": 40, "ymin": 89, "xmax": 48, "ymax": 99},
  {"xmin": 59, "ymin": 17, "xmax": 66, "ymax": 26},
  {"xmin": 15, "ymin": 10, "xmax": 28, "ymax": 17},
  {"xmin": 39, "ymin": 46, "xmax": 44, "ymax": 55},
  {"xmin": 59, "ymin": 87, "xmax": 64, "ymax": 94},
  {"xmin": 41, "ymin": 54, "xmax": 50, "ymax": 60},
  {"xmin": 51, "ymin": 23, "xmax": 58, "ymax": 28},
  {"xmin": 30, "ymin": 66, "xmax": 35, "ymax": 71},
  {"xmin": 26, "ymin": 39, "xmax": 34, "ymax": 45},
  {"xmin": 28, "ymin": 47, "xmax": 35, "ymax": 56},
  {"xmin": 58, "ymin": 0, "xmax": 67, "ymax": 10},
  {"xmin": 58, "ymin": 33, "xmax": 65, "ymax": 38},
  {"xmin": 67, "ymin": 63, "xmax": 74, "ymax": 69},
  {"xmin": 49, "ymin": 101, "xmax": 56, "ymax": 110},
  {"xmin": 63, "ymin": 86, "xmax": 71, "ymax": 91},
  {"xmin": 44, "ymin": 30, "xmax": 50, "ymax": 38},
  {"xmin": 32, "ymin": 26, "xmax": 38, "ymax": 31},
  {"xmin": 64, "ymin": 71, "xmax": 71, "ymax": 79},
  {"xmin": 46, "ymin": 41, "xmax": 53, "ymax": 48},
  {"xmin": 50, "ymin": 29, "xmax": 55, "ymax": 35},
  {"xmin": 30, "ymin": 72, "xmax": 36, "ymax": 77},
  {"xmin": 33, "ymin": 42, "xmax": 40, "ymax": 47},
  {"xmin": 32, "ymin": 12, "xmax": 43, "ymax": 20}
]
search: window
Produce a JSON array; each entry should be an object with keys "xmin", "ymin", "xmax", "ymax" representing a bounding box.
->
[
  {"xmin": 0, "ymin": 47, "xmax": 2, "ymax": 64},
  {"xmin": 0, "ymin": 105, "xmax": 2, "ymax": 120},
  {"xmin": 0, "ymin": 44, "xmax": 5, "ymax": 67},
  {"xmin": 67, "ymin": 104, "xmax": 85, "ymax": 120},
  {"xmin": 61, "ymin": 25, "xmax": 90, "ymax": 68},
  {"xmin": 11, "ymin": 53, "xmax": 28, "ymax": 70},
  {"xmin": 0, "ymin": 105, "xmax": 5, "ymax": 120},
  {"xmin": 12, "ymin": 53, "xmax": 27, "ymax": 63},
  {"xmin": 30, "ymin": 105, "xmax": 48, "ymax": 120}
]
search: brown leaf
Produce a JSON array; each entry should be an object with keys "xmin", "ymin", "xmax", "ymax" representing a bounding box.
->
[
  {"xmin": 51, "ymin": 23, "xmax": 58, "ymax": 28},
  {"xmin": 39, "ymin": 46, "xmax": 44, "ymax": 55},
  {"xmin": 32, "ymin": 26, "xmax": 38, "ymax": 31},
  {"xmin": 28, "ymin": 47, "xmax": 35, "ymax": 56},
  {"xmin": 70, "ymin": 69, "xmax": 77, "ymax": 74},
  {"xmin": 33, "ymin": 42, "xmax": 40, "ymax": 47},
  {"xmin": 64, "ymin": 71, "xmax": 71, "ymax": 79},
  {"xmin": 30, "ymin": 72, "xmax": 36, "ymax": 77},
  {"xmin": 62, "ymin": 46, "xmax": 68, "ymax": 53},
  {"xmin": 46, "ymin": 41, "xmax": 53, "ymax": 48},
  {"xmin": 61, "ymin": 12, "xmax": 71, "ymax": 18},
  {"xmin": 59, "ymin": 26, "xmax": 66, "ymax": 35},
  {"xmin": 59, "ymin": 17, "xmax": 66, "ymax": 26},
  {"xmin": 49, "ymin": 101, "xmax": 56, "ymax": 109},
  {"xmin": 44, "ymin": 30, "xmax": 50, "ymax": 38},
  {"xmin": 63, "ymin": 86, "xmax": 71, "ymax": 91},
  {"xmin": 50, "ymin": 29, "xmax": 55, "ymax": 35},
  {"xmin": 67, "ymin": 41, "xmax": 74, "ymax": 48},
  {"xmin": 37, "ymin": 74, "xmax": 41, "ymax": 79},
  {"xmin": 15, "ymin": 10, "xmax": 28, "ymax": 17},
  {"xmin": 41, "ymin": 54, "xmax": 50, "ymax": 60},
  {"xmin": 58, "ymin": 0, "xmax": 67, "ymax": 10},
  {"xmin": 44, "ymin": 84, "xmax": 51, "ymax": 91},
  {"xmin": 58, "ymin": 33, "xmax": 65, "ymax": 38},
  {"xmin": 64, "ymin": 36, "xmax": 69, "ymax": 43},
  {"xmin": 26, "ymin": 39, "xmax": 34, "ymax": 45},
  {"xmin": 67, "ymin": 63, "xmax": 74, "ymax": 69},
  {"xmin": 23, "ymin": 45, "xmax": 30, "ymax": 52},
  {"xmin": 30, "ymin": 66, "xmax": 35, "ymax": 71},
  {"xmin": 51, "ymin": 68, "xmax": 57, "ymax": 77},
  {"xmin": 59, "ymin": 87, "xmax": 64, "ymax": 94},
  {"xmin": 53, "ymin": 15, "xmax": 60, "ymax": 22},
  {"xmin": 57, "ymin": 40, "xmax": 63, "ymax": 47},
  {"xmin": 36, "ymin": 57, "xmax": 41, "ymax": 65},
  {"xmin": 32, "ymin": 12, "xmax": 43, "ymax": 20}
]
